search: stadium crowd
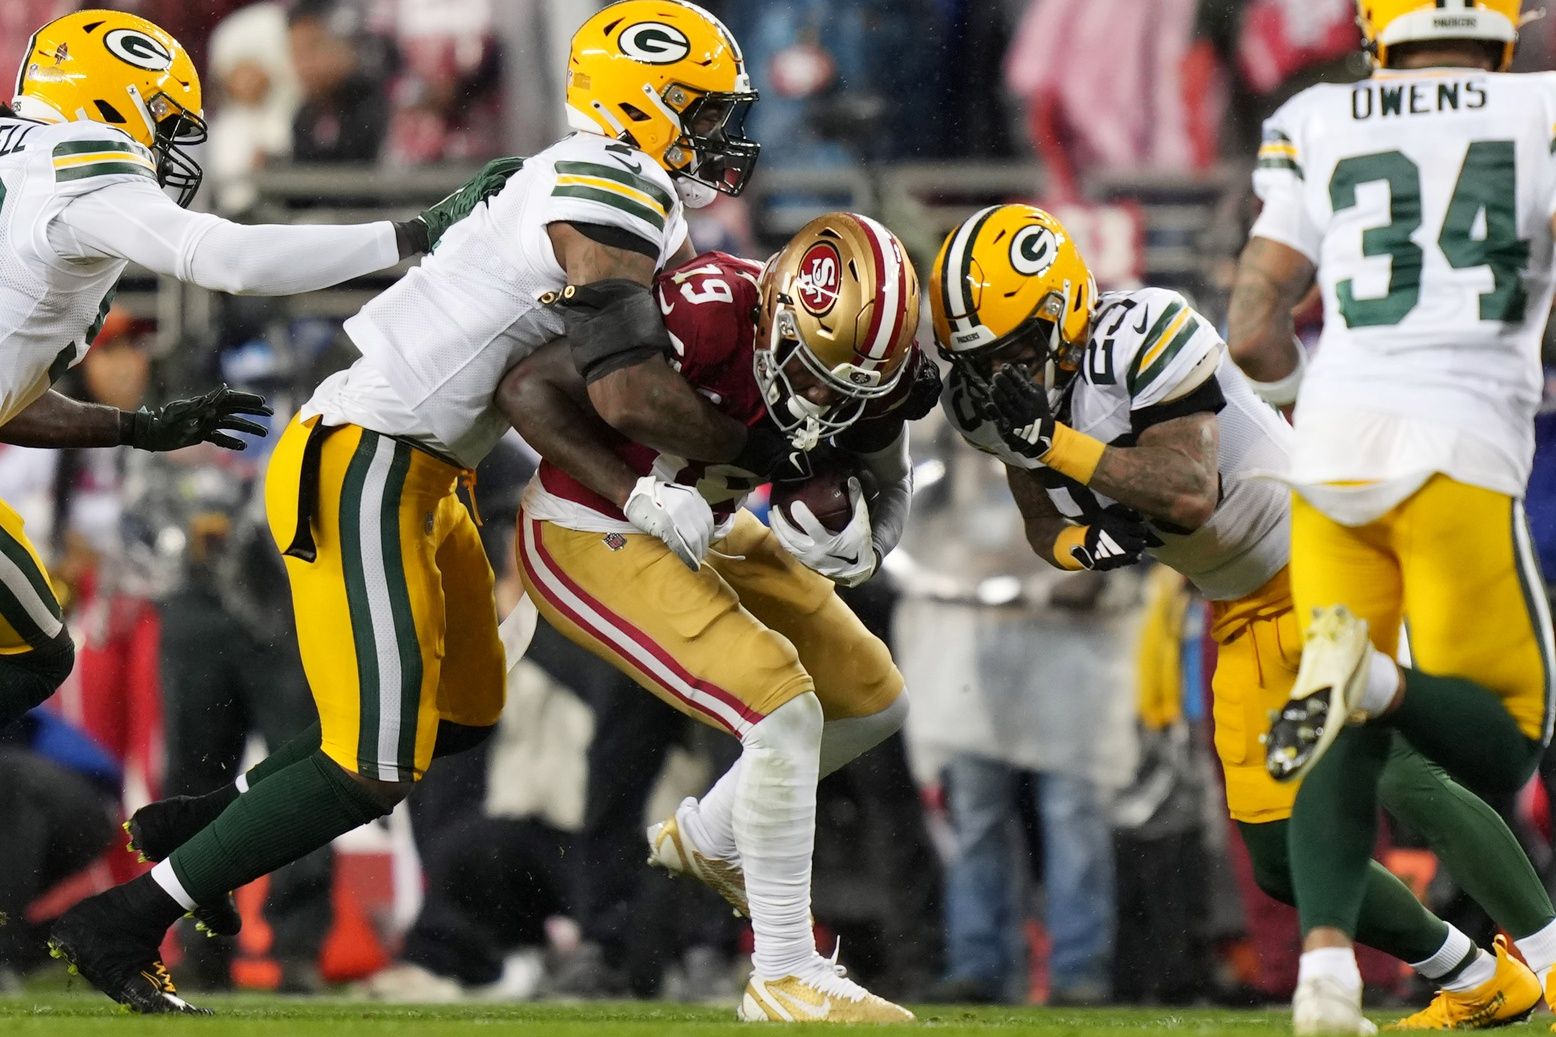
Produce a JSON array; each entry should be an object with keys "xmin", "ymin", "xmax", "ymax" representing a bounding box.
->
[{"xmin": 4, "ymin": 0, "xmax": 1556, "ymax": 1016}]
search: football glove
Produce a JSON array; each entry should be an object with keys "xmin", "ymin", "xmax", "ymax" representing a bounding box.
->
[
  {"xmin": 770, "ymin": 476, "xmax": 877, "ymax": 587},
  {"xmin": 897, "ymin": 354, "xmax": 945, "ymax": 421},
  {"xmin": 121, "ymin": 385, "xmax": 272, "ymax": 452},
  {"xmin": 624, "ymin": 476, "xmax": 715, "ymax": 571},
  {"xmin": 985, "ymin": 363, "xmax": 1055, "ymax": 461},
  {"xmin": 1059, "ymin": 508, "xmax": 1157, "ymax": 572},
  {"xmin": 400, "ymin": 155, "xmax": 525, "ymax": 254}
]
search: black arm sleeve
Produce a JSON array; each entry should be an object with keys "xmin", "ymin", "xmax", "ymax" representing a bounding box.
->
[
  {"xmin": 565, "ymin": 221, "xmax": 660, "ymax": 261},
  {"xmin": 549, "ymin": 278, "xmax": 673, "ymax": 383},
  {"xmin": 1129, "ymin": 375, "xmax": 1226, "ymax": 434}
]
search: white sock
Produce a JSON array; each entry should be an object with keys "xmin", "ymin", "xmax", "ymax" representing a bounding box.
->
[
  {"xmin": 234, "ymin": 772, "xmax": 250, "ymax": 794},
  {"xmin": 1358, "ymin": 649, "xmax": 1401, "ymax": 716},
  {"xmin": 735, "ymin": 693, "xmax": 823, "ymax": 981},
  {"xmin": 690, "ymin": 695, "xmax": 908, "ymax": 862},
  {"xmin": 1409, "ymin": 924, "xmax": 1476, "ymax": 982},
  {"xmin": 1298, "ymin": 947, "xmax": 1363, "ymax": 992},
  {"xmin": 1517, "ymin": 917, "xmax": 1556, "ymax": 987},
  {"xmin": 1441, "ymin": 948, "xmax": 1497, "ymax": 993}
]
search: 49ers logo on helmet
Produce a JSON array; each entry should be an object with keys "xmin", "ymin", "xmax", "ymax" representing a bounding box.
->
[{"xmin": 793, "ymin": 242, "xmax": 841, "ymax": 316}]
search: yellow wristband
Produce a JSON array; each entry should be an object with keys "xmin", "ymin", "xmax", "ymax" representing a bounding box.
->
[
  {"xmin": 1045, "ymin": 424, "xmax": 1106, "ymax": 484},
  {"xmin": 1052, "ymin": 525, "xmax": 1087, "ymax": 571}
]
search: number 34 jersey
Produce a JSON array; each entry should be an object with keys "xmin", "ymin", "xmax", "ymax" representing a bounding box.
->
[
  {"xmin": 1251, "ymin": 69, "xmax": 1556, "ymax": 512},
  {"xmin": 943, "ymin": 287, "xmax": 1293, "ymax": 602}
]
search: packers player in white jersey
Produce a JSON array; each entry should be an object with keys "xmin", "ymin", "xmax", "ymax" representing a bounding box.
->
[
  {"xmin": 48, "ymin": 1, "xmax": 778, "ymax": 1015},
  {"xmin": 1228, "ymin": 1, "xmax": 1556, "ymax": 1032},
  {"xmin": 0, "ymin": 8, "xmax": 507, "ymax": 736},
  {"xmin": 935, "ymin": 203, "xmax": 1556, "ymax": 1031}
]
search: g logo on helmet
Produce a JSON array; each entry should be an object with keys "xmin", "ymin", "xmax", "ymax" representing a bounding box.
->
[
  {"xmin": 793, "ymin": 242, "xmax": 841, "ymax": 316},
  {"xmin": 618, "ymin": 22, "xmax": 691, "ymax": 65},
  {"xmin": 1010, "ymin": 225, "xmax": 1060, "ymax": 278},
  {"xmin": 104, "ymin": 28, "xmax": 173, "ymax": 72}
]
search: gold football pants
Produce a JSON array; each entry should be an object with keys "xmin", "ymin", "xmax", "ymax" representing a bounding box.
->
[
  {"xmin": 1290, "ymin": 475, "xmax": 1554, "ymax": 744},
  {"xmin": 0, "ymin": 497, "xmax": 64, "ymax": 654},
  {"xmin": 266, "ymin": 417, "xmax": 505, "ymax": 782},
  {"xmin": 517, "ymin": 509, "xmax": 902, "ymax": 738}
]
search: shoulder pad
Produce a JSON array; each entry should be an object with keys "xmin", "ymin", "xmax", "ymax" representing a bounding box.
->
[{"xmin": 47, "ymin": 122, "xmax": 156, "ymax": 192}]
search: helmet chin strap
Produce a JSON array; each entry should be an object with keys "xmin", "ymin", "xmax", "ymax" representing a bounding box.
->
[{"xmin": 674, "ymin": 175, "xmax": 717, "ymax": 209}]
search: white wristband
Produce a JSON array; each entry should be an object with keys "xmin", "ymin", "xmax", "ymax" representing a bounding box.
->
[{"xmin": 1247, "ymin": 338, "xmax": 1307, "ymax": 407}]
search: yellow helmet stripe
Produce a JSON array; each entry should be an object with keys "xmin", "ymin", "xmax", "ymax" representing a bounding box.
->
[{"xmin": 939, "ymin": 205, "xmax": 1000, "ymax": 332}]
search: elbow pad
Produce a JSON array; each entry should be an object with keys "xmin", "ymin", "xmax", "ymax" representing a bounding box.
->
[{"xmin": 547, "ymin": 279, "xmax": 671, "ymax": 383}]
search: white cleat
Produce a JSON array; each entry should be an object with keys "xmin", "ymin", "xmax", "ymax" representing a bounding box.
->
[
  {"xmin": 647, "ymin": 797, "xmax": 749, "ymax": 918},
  {"xmin": 739, "ymin": 953, "xmax": 913, "ymax": 1023},
  {"xmin": 1266, "ymin": 606, "xmax": 1374, "ymax": 783},
  {"xmin": 1293, "ymin": 975, "xmax": 1377, "ymax": 1036}
]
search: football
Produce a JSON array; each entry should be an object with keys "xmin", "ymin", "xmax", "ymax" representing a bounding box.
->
[{"xmin": 769, "ymin": 452, "xmax": 866, "ymax": 533}]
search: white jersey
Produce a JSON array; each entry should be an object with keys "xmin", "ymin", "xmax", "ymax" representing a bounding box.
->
[
  {"xmin": 309, "ymin": 132, "xmax": 690, "ymax": 468},
  {"xmin": 0, "ymin": 116, "xmax": 399, "ymax": 431},
  {"xmin": 943, "ymin": 288, "xmax": 1293, "ymax": 601},
  {"xmin": 1251, "ymin": 68, "xmax": 1556, "ymax": 519}
]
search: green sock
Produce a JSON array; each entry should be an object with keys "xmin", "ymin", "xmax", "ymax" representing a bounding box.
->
[
  {"xmin": 1291, "ymin": 723, "xmax": 1393, "ymax": 936},
  {"xmin": 1379, "ymin": 734, "xmax": 1555, "ymax": 937},
  {"xmin": 168, "ymin": 750, "xmax": 387, "ymax": 906},
  {"xmin": 244, "ymin": 720, "xmax": 322, "ymax": 788},
  {"xmin": 1239, "ymin": 818, "xmax": 1448, "ymax": 962},
  {"xmin": 1390, "ymin": 669, "xmax": 1542, "ymax": 794}
]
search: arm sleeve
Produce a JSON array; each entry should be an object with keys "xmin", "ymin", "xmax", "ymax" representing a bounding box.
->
[
  {"xmin": 857, "ymin": 428, "xmax": 912, "ymax": 561},
  {"xmin": 52, "ymin": 179, "xmax": 400, "ymax": 296},
  {"xmin": 1249, "ymin": 106, "xmax": 1322, "ymax": 263}
]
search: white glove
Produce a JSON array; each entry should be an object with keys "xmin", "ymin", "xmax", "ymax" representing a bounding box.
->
[
  {"xmin": 770, "ymin": 477, "xmax": 876, "ymax": 587},
  {"xmin": 623, "ymin": 475, "xmax": 715, "ymax": 571}
]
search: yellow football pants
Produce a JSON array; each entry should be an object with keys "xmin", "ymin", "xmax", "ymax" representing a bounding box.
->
[
  {"xmin": 0, "ymin": 498, "xmax": 63, "ymax": 654},
  {"xmin": 266, "ymin": 417, "xmax": 505, "ymax": 782},
  {"xmin": 517, "ymin": 509, "xmax": 902, "ymax": 738},
  {"xmin": 1210, "ymin": 568, "xmax": 1303, "ymax": 823},
  {"xmin": 1290, "ymin": 475, "xmax": 1554, "ymax": 744}
]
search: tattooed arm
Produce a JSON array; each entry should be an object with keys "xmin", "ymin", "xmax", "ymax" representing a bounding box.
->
[
  {"xmin": 1088, "ymin": 413, "xmax": 1220, "ymax": 531},
  {"xmin": 1226, "ymin": 235, "xmax": 1316, "ymax": 384}
]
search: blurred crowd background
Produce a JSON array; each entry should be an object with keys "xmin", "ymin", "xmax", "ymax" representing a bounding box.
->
[{"xmin": 6, "ymin": 0, "xmax": 1556, "ymax": 1010}]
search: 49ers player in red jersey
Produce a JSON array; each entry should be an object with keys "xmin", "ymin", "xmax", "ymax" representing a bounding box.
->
[{"xmin": 497, "ymin": 212, "xmax": 937, "ymax": 1023}]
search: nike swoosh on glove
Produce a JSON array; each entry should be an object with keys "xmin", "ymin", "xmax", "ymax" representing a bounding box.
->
[
  {"xmin": 769, "ymin": 476, "xmax": 876, "ymax": 587},
  {"xmin": 623, "ymin": 476, "xmax": 715, "ymax": 570}
]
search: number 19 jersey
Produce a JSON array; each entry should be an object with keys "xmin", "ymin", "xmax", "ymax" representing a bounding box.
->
[{"xmin": 1251, "ymin": 68, "xmax": 1556, "ymax": 516}]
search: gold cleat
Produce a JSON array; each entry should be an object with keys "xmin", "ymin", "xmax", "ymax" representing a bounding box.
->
[
  {"xmin": 1388, "ymin": 937, "xmax": 1540, "ymax": 1030},
  {"xmin": 647, "ymin": 798, "xmax": 749, "ymax": 918},
  {"xmin": 739, "ymin": 967, "xmax": 914, "ymax": 1023}
]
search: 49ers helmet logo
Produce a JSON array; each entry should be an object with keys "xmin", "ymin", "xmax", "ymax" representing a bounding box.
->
[
  {"xmin": 793, "ymin": 242, "xmax": 841, "ymax": 316},
  {"xmin": 104, "ymin": 28, "xmax": 172, "ymax": 72},
  {"xmin": 618, "ymin": 22, "xmax": 691, "ymax": 64},
  {"xmin": 1009, "ymin": 224, "xmax": 1060, "ymax": 278}
]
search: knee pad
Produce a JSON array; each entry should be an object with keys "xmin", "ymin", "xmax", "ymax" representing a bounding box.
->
[
  {"xmin": 433, "ymin": 720, "xmax": 496, "ymax": 759},
  {"xmin": 311, "ymin": 750, "xmax": 410, "ymax": 820},
  {"xmin": 818, "ymin": 691, "xmax": 908, "ymax": 778}
]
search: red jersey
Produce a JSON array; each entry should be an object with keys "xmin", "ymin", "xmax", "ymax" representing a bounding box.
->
[{"xmin": 532, "ymin": 251, "xmax": 770, "ymax": 526}]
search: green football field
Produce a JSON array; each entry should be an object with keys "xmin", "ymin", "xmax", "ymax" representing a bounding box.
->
[{"xmin": 0, "ymin": 994, "xmax": 1386, "ymax": 1037}]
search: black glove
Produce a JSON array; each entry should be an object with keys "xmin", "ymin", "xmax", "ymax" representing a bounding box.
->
[
  {"xmin": 985, "ymin": 363, "xmax": 1055, "ymax": 461},
  {"xmin": 897, "ymin": 355, "xmax": 944, "ymax": 421},
  {"xmin": 730, "ymin": 423, "xmax": 814, "ymax": 482},
  {"xmin": 1067, "ymin": 508, "xmax": 1157, "ymax": 571},
  {"xmin": 121, "ymin": 385, "xmax": 272, "ymax": 452},
  {"xmin": 398, "ymin": 155, "xmax": 526, "ymax": 255}
]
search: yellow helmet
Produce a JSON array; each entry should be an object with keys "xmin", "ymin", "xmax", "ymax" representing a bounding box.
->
[
  {"xmin": 566, "ymin": 1, "xmax": 758, "ymax": 206},
  {"xmin": 1357, "ymin": 1, "xmax": 1521, "ymax": 71},
  {"xmin": 929, "ymin": 204, "xmax": 1096, "ymax": 396},
  {"xmin": 11, "ymin": 9, "xmax": 205, "ymax": 206},
  {"xmin": 755, "ymin": 212, "xmax": 920, "ymax": 450}
]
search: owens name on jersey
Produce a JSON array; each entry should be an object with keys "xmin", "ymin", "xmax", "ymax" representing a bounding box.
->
[{"xmin": 943, "ymin": 287, "xmax": 1293, "ymax": 601}]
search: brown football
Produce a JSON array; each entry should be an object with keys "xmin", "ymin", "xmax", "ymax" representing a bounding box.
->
[{"xmin": 770, "ymin": 452, "xmax": 867, "ymax": 533}]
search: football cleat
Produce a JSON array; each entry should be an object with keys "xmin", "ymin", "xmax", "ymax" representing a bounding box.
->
[
  {"xmin": 1386, "ymin": 937, "xmax": 1540, "ymax": 1030},
  {"xmin": 125, "ymin": 794, "xmax": 225, "ymax": 863},
  {"xmin": 648, "ymin": 797, "xmax": 749, "ymax": 918},
  {"xmin": 739, "ymin": 951, "xmax": 913, "ymax": 1023},
  {"xmin": 1266, "ymin": 606, "xmax": 1373, "ymax": 784},
  {"xmin": 1294, "ymin": 974, "xmax": 1377, "ymax": 1036},
  {"xmin": 49, "ymin": 892, "xmax": 208, "ymax": 1015}
]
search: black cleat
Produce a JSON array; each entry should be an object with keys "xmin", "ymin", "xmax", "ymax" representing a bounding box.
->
[
  {"xmin": 124, "ymin": 799, "xmax": 241, "ymax": 938},
  {"xmin": 187, "ymin": 893, "xmax": 242, "ymax": 939},
  {"xmin": 49, "ymin": 892, "xmax": 210, "ymax": 1014}
]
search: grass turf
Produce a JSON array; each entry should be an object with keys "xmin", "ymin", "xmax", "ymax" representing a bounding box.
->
[{"xmin": 0, "ymin": 995, "xmax": 1335, "ymax": 1037}]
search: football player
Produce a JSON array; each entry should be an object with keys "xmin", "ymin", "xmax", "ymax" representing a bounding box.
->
[
  {"xmin": 48, "ymin": 1, "xmax": 780, "ymax": 1014},
  {"xmin": 0, "ymin": 8, "xmax": 508, "ymax": 733},
  {"xmin": 934, "ymin": 203, "xmax": 1556, "ymax": 1031},
  {"xmin": 498, "ymin": 212, "xmax": 933, "ymax": 1022},
  {"xmin": 1226, "ymin": 1, "xmax": 1556, "ymax": 1032}
]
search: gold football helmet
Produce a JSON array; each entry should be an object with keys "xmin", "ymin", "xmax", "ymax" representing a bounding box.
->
[
  {"xmin": 566, "ymin": 1, "xmax": 758, "ymax": 206},
  {"xmin": 755, "ymin": 212, "xmax": 920, "ymax": 450},
  {"xmin": 1357, "ymin": 0, "xmax": 1521, "ymax": 71},
  {"xmin": 929, "ymin": 204, "xmax": 1096, "ymax": 399},
  {"xmin": 11, "ymin": 9, "xmax": 205, "ymax": 206}
]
